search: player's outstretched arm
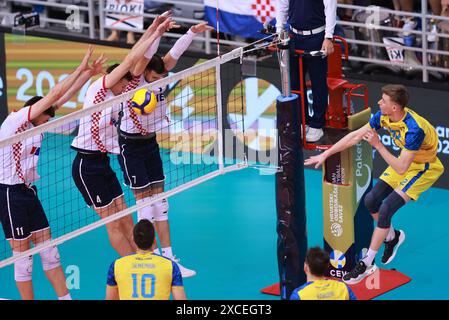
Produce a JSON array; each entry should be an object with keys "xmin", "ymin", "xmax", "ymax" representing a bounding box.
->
[
  {"xmin": 304, "ymin": 123, "xmax": 371, "ymax": 169},
  {"xmin": 104, "ymin": 18, "xmax": 175, "ymax": 89},
  {"xmin": 163, "ymin": 22, "xmax": 214, "ymax": 72},
  {"xmin": 28, "ymin": 46, "xmax": 94, "ymax": 120},
  {"xmin": 171, "ymin": 286, "xmax": 187, "ymax": 300},
  {"xmin": 131, "ymin": 11, "xmax": 173, "ymax": 76},
  {"xmin": 54, "ymin": 54, "xmax": 108, "ymax": 109},
  {"xmin": 363, "ymin": 128, "xmax": 416, "ymax": 175}
]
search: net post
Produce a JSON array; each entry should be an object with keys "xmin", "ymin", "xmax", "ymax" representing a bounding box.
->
[{"xmin": 275, "ymin": 31, "xmax": 307, "ymax": 300}]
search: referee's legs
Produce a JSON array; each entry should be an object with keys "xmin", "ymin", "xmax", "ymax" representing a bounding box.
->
[{"xmin": 307, "ymin": 55, "xmax": 328, "ymax": 129}]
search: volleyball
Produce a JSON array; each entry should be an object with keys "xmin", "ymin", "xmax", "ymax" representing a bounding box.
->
[{"xmin": 131, "ymin": 89, "xmax": 157, "ymax": 115}]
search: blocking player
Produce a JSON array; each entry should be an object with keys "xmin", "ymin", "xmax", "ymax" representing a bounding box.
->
[
  {"xmin": 0, "ymin": 47, "xmax": 103, "ymax": 300},
  {"xmin": 117, "ymin": 18, "xmax": 213, "ymax": 277},
  {"xmin": 305, "ymin": 84, "xmax": 444, "ymax": 284},
  {"xmin": 106, "ymin": 219, "xmax": 186, "ymax": 300},
  {"xmin": 71, "ymin": 18, "xmax": 174, "ymax": 257},
  {"xmin": 290, "ymin": 247, "xmax": 357, "ymax": 300}
]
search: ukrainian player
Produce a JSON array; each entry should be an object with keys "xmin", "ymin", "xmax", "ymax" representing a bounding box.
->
[
  {"xmin": 290, "ymin": 247, "xmax": 356, "ymax": 300},
  {"xmin": 71, "ymin": 18, "xmax": 174, "ymax": 257},
  {"xmin": 305, "ymin": 84, "xmax": 444, "ymax": 284},
  {"xmin": 0, "ymin": 47, "xmax": 103, "ymax": 300},
  {"xmin": 106, "ymin": 219, "xmax": 186, "ymax": 300},
  {"xmin": 117, "ymin": 18, "xmax": 213, "ymax": 277}
]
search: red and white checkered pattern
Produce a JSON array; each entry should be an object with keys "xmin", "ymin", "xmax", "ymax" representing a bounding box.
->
[
  {"xmin": 91, "ymin": 88, "xmax": 108, "ymax": 153},
  {"xmin": 124, "ymin": 76, "xmax": 148, "ymax": 136},
  {"xmin": 12, "ymin": 122, "xmax": 29, "ymax": 183},
  {"xmin": 251, "ymin": 0, "xmax": 276, "ymax": 24}
]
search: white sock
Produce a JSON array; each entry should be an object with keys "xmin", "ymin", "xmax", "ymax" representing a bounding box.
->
[
  {"xmin": 362, "ymin": 248, "xmax": 377, "ymax": 266},
  {"xmin": 58, "ymin": 293, "xmax": 72, "ymax": 300},
  {"xmin": 153, "ymin": 248, "xmax": 161, "ymax": 255},
  {"xmin": 161, "ymin": 247, "xmax": 173, "ymax": 259},
  {"xmin": 386, "ymin": 225, "xmax": 396, "ymax": 242}
]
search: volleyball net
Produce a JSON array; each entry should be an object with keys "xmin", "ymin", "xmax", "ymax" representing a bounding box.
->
[{"xmin": 0, "ymin": 47, "xmax": 248, "ymax": 268}]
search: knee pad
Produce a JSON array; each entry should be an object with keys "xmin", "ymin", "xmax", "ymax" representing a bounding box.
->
[
  {"xmin": 364, "ymin": 180, "xmax": 394, "ymax": 213},
  {"xmin": 14, "ymin": 253, "xmax": 33, "ymax": 282},
  {"xmin": 377, "ymin": 192, "xmax": 405, "ymax": 229},
  {"xmin": 153, "ymin": 198, "xmax": 169, "ymax": 222},
  {"xmin": 40, "ymin": 245, "xmax": 61, "ymax": 271},
  {"xmin": 136, "ymin": 198, "xmax": 155, "ymax": 223}
]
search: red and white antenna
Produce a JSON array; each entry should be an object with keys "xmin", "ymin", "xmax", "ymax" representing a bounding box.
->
[{"xmin": 216, "ymin": 0, "xmax": 220, "ymax": 56}]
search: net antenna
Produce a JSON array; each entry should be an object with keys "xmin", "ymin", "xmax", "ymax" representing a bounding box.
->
[{"xmin": 0, "ymin": 48, "xmax": 247, "ymax": 268}]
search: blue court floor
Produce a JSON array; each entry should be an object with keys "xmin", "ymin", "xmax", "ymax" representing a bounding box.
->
[{"xmin": 0, "ymin": 168, "xmax": 448, "ymax": 300}]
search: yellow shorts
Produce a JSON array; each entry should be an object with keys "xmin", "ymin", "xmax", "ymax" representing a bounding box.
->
[{"xmin": 380, "ymin": 158, "xmax": 444, "ymax": 201}]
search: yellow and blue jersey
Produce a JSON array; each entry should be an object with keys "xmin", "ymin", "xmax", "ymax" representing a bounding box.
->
[
  {"xmin": 369, "ymin": 107, "xmax": 439, "ymax": 163},
  {"xmin": 290, "ymin": 279, "xmax": 357, "ymax": 300},
  {"xmin": 107, "ymin": 252, "xmax": 183, "ymax": 300}
]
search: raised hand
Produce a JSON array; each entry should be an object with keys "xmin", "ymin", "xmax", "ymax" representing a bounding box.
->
[
  {"xmin": 89, "ymin": 53, "xmax": 108, "ymax": 76},
  {"xmin": 156, "ymin": 17, "xmax": 180, "ymax": 35},
  {"xmin": 78, "ymin": 45, "xmax": 94, "ymax": 72},
  {"xmin": 190, "ymin": 22, "xmax": 214, "ymax": 34}
]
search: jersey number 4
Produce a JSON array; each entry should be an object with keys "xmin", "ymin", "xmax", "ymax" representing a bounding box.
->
[{"xmin": 131, "ymin": 273, "xmax": 156, "ymax": 299}]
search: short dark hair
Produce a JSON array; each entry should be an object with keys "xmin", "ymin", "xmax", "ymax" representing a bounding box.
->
[
  {"xmin": 382, "ymin": 84, "xmax": 409, "ymax": 108},
  {"xmin": 24, "ymin": 96, "xmax": 55, "ymax": 118},
  {"xmin": 146, "ymin": 54, "xmax": 166, "ymax": 74},
  {"xmin": 305, "ymin": 247, "xmax": 330, "ymax": 277},
  {"xmin": 133, "ymin": 219, "xmax": 155, "ymax": 250},
  {"xmin": 106, "ymin": 63, "xmax": 133, "ymax": 82}
]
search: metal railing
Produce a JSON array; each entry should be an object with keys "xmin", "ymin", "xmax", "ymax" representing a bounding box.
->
[
  {"xmin": 1, "ymin": 0, "xmax": 449, "ymax": 82},
  {"xmin": 337, "ymin": 1, "xmax": 449, "ymax": 82}
]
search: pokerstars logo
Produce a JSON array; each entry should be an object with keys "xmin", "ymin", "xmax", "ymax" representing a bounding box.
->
[
  {"xmin": 330, "ymin": 222, "xmax": 343, "ymax": 237},
  {"xmin": 330, "ymin": 250, "xmax": 346, "ymax": 269}
]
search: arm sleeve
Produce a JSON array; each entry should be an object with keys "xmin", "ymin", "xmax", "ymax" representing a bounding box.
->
[
  {"xmin": 404, "ymin": 128, "xmax": 425, "ymax": 152},
  {"xmin": 144, "ymin": 36, "xmax": 161, "ymax": 60},
  {"xmin": 289, "ymin": 289, "xmax": 301, "ymax": 300},
  {"xmin": 346, "ymin": 285, "xmax": 357, "ymax": 300},
  {"xmin": 324, "ymin": 0, "xmax": 337, "ymax": 38},
  {"xmin": 276, "ymin": 0, "xmax": 289, "ymax": 32},
  {"xmin": 369, "ymin": 111, "xmax": 382, "ymax": 130},
  {"xmin": 168, "ymin": 30, "xmax": 196, "ymax": 61},
  {"xmin": 171, "ymin": 261, "xmax": 184, "ymax": 287},
  {"xmin": 107, "ymin": 261, "xmax": 117, "ymax": 286}
]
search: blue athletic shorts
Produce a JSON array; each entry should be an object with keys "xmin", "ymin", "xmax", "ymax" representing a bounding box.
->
[
  {"xmin": 72, "ymin": 152, "xmax": 123, "ymax": 208},
  {"xmin": 117, "ymin": 134, "xmax": 165, "ymax": 189},
  {"xmin": 0, "ymin": 184, "xmax": 49, "ymax": 241}
]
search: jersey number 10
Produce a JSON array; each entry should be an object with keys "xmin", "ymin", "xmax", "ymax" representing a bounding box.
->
[{"xmin": 131, "ymin": 273, "xmax": 156, "ymax": 299}]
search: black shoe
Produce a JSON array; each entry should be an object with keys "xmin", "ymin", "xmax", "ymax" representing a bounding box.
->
[
  {"xmin": 342, "ymin": 261, "xmax": 377, "ymax": 285},
  {"xmin": 382, "ymin": 229, "xmax": 406, "ymax": 265}
]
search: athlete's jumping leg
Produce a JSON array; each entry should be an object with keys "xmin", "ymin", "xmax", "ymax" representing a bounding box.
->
[
  {"xmin": 31, "ymin": 228, "xmax": 70, "ymax": 299},
  {"xmin": 9, "ymin": 239, "xmax": 33, "ymax": 300}
]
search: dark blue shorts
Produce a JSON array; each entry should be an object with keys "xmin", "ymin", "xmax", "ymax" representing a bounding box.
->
[
  {"xmin": 0, "ymin": 184, "xmax": 49, "ymax": 241},
  {"xmin": 72, "ymin": 152, "xmax": 123, "ymax": 208},
  {"xmin": 117, "ymin": 134, "xmax": 165, "ymax": 189}
]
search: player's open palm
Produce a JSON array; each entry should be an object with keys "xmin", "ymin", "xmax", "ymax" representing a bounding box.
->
[
  {"xmin": 191, "ymin": 22, "xmax": 214, "ymax": 34},
  {"xmin": 79, "ymin": 45, "xmax": 94, "ymax": 72},
  {"xmin": 89, "ymin": 54, "xmax": 108, "ymax": 76},
  {"xmin": 304, "ymin": 153, "xmax": 326, "ymax": 169}
]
